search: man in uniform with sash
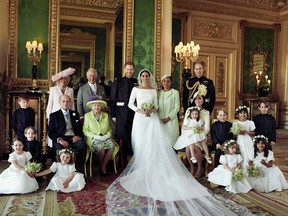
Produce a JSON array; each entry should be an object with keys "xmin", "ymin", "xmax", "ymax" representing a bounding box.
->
[{"xmin": 183, "ymin": 62, "xmax": 215, "ymax": 114}]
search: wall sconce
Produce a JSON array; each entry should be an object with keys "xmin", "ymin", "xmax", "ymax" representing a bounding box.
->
[
  {"xmin": 26, "ymin": 40, "xmax": 43, "ymax": 90},
  {"xmin": 174, "ymin": 41, "xmax": 200, "ymax": 69}
]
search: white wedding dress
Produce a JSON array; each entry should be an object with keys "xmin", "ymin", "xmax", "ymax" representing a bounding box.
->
[{"xmin": 106, "ymin": 87, "xmax": 247, "ymax": 215}]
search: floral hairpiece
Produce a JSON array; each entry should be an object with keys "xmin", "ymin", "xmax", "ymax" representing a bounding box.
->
[
  {"xmin": 197, "ymin": 84, "xmax": 207, "ymax": 97},
  {"xmin": 58, "ymin": 148, "xmax": 74, "ymax": 157},
  {"xmin": 223, "ymin": 139, "xmax": 236, "ymax": 151},
  {"xmin": 235, "ymin": 105, "xmax": 249, "ymax": 113},
  {"xmin": 253, "ymin": 135, "xmax": 268, "ymax": 143},
  {"xmin": 188, "ymin": 106, "xmax": 200, "ymax": 111}
]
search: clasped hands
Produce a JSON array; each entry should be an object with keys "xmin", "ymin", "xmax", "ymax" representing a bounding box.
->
[{"xmin": 94, "ymin": 134, "xmax": 110, "ymax": 141}]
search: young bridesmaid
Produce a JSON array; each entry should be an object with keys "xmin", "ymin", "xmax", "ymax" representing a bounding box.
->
[
  {"xmin": 248, "ymin": 135, "xmax": 288, "ymax": 193},
  {"xmin": 35, "ymin": 149, "xmax": 85, "ymax": 193},
  {"xmin": 0, "ymin": 138, "xmax": 39, "ymax": 194},
  {"xmin": 232, "ymin": 106, "xmax": 255, "ymax": 167},
  {"xmin": 174, "ymin": 106, "xmax": 212, "ymax": 164},
  {"xmin": 208, "ymin": 140, "xmax": 251, "ymax": 194}
]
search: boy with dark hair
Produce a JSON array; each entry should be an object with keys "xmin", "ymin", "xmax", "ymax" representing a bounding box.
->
[
  {"xmin": 12, "ymin": 94, "xmax": 35, "ymax": 140},
  {"xmin": 253, "ymin": 100, "xmax": 276, "ymax": 150}
]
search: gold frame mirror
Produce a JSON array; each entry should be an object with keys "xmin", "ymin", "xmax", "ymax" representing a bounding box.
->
[{"xmin": 249, "ymin": 46, "xmax": 269, "ymax": 77}]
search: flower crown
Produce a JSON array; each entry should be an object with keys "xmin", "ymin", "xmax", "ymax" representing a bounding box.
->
[
  {"xmin": 253, "ymin": 135, "xmax": 268, "ymax": 143},
  {"xmin": 58, "ymin": 148, "xmax": 74, "ymax": 157},
  {"xmin": 188, "ymin": 106, "xmax": 200, "ymax": 111},
  {"xmin": 223, "ymin": 139, "xmax": 236, "ymax": 151},
  {"xmin": 235, "ymin": 105, "xmax": 249, "ymax": 113}
]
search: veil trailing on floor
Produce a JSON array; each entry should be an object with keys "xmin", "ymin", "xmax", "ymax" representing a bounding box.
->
[{"xmin": 106, "ymin": 70, "xmax": 251, "ymax": 216}]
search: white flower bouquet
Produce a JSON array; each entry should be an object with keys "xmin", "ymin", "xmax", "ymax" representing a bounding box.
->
[
  {"xmin": 230, "ymin": 123, "xmax": 242, "ymax": 136},
  {"xmin": 25, "ymin": 162, "xmax": 42, "ymax": 173},
  {"xmin": 140, "ymin": 102, "xmax": 154, "ymax": 117},
  {"xmin": 247, "ymin": 166, "xmax": 261, "ymax": 177},
  {"xmin": 233, "ymin": 169, "xmax": 244, "ymax": 181}
]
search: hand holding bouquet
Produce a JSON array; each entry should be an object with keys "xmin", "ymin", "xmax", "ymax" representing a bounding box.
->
[
  {"xmin": 230, "ymin": 123, "xmax": 242, "ymax": 136},
  {"xmin": 25, "ymin": 162, "xmax": 42, "ymax": 174},
  {"xmin": 193, "ymin": 126, "xmax": 202, "ymax": 134},
  {"xmin": 233, "ymin": 168, "xmax": 244, "ymax": 181},
  {"xmin": 140, "ymin": 102, "xmax": 154, "ymax": 117},
  {"xmin": 247, "ymin": 166, "xmax": 261, "ymax": 177}
]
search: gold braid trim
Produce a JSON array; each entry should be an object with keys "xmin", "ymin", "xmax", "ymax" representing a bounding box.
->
[{"xmin": 186, "ymin": 80, "xmax": 200, "ymax": 105}]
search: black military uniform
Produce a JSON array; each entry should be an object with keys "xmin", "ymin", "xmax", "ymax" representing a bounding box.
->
[
  {"xmin": 183, "ymin": 76, "xmax": 215, "ymax": 114},
  {"xmin": 110, "ymin": 76, "xmax": 138, "ymax": 167}
]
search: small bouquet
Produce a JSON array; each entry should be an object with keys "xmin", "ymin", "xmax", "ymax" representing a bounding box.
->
[
  {"xmin": 193, "ymin": 126, "xmax": 202, "ymax": 134},
  {"xmin": 140, "ymin": 102, "xmax": 154, "ymax": 117},
  {"xmin": 230, "ymin": 123, "xmax": 242, "ymax": 136},
  {"xmin": 25, "ymin": 162, "xmax": 42, "ymax": 173},
  {"xmin": 247, "ymin": 166, "xmax": 261, "ymax": 178},
  {"xmin": 233, "ymin": 169, "xmax": 244, "ymax": 181}
]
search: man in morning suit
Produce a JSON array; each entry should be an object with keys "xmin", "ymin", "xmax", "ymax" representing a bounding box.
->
[
  {"xmin": 77, "ymin": 68, "xmax": 106, "ymax": 123},
  {"xmin": 48, "ymin": 95, "xmax": 87, "ymax": 173},
  {"xmin": 110, "ymin": 62, "xmax": 138, "ymax": 167},
  {"xmin": 183, "ymin": 62, "xmax": 216, "ymax": 114}
]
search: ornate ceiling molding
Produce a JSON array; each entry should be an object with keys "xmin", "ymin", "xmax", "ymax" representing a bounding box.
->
[
  {"xmin": 60, "ymin": 0, "xmax": 123, "ymax": 11},
  {"xmin": 173, "ymin": 1, "xmax": 280, "ymax": 22}
]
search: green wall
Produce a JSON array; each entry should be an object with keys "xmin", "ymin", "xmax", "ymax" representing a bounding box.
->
[
  {"xmin": 172, "ymin": 18, "xmax": 181, "ymax": 91},
  {"xmin": 243, "ymin": 27, "xmax": 274, "ymax": 94},
  {"xmin": 133, "ymin": 0, "xmax": 154, "ymax": 75},
  {"xmin": 18, "ymin": 0, "xmax": 49, "ymax": 79},
  {"xmin": 60, "ymin": 25, "xmax": 106, "ymax": 76}
]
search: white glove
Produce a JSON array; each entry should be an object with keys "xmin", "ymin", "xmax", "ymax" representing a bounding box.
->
[
  {"xmin": 93, "ymin": 135, "xmax": 104, "ymax": 141},
  {"xmin": 102, "ymin": 134, "xmax": 111, "ymax": 140}
]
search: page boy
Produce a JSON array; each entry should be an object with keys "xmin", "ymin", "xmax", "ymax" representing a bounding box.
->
[
  {"xmin": 253, "ymin": 100, "xmax": 276, "ymax": 150},
  {"xmin": 12, "ymin": 94, "xmax": 35, "ymax": 141}
]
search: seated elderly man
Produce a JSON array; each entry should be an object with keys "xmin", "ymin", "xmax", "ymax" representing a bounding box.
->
[{"xmin": 48, "ymin": 94, "xmax": 87, "ymax": 174}]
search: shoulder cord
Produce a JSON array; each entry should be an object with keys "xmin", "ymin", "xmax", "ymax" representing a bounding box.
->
[{"xmin": 186, "ymin": 80, "xmax": 200, "ymax": 105}]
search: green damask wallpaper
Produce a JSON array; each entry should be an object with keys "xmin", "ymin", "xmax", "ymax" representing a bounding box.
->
[
  {"xmin": 243, "ymin": 27, "xmax": 274, "ymax": 94},
  {"xmin": 172, "ymin": 18, "xmax": 181, "ymax": 91},
  {"xmin": 60, "ymin": 25, "xmax": 106, "ymax": 76},
  {"xmin": 133, "ymin": 0, "xmax": 154, "ymax": 75},
  {"xmin": 18, "ymin": 0, "xmax": 49, "ymax": 79}
]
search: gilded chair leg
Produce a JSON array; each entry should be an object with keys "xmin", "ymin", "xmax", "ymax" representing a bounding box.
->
[
  {"xmin": 89, "ymin": 152, "xmax": 93, "ymax": 178},
  {"xmin": 84, "ymin": 161, "xmax": 87, "ymax": 177}
]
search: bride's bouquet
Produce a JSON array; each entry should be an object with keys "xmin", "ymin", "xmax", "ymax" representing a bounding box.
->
[
  {"xmin": 230, "ymin": 123, "xmax": 242, "ymax": 136},
  {"xmin": 233, "ymin": 168, "xmax": 244, "ymax": 181},
  {"xmin": 246, "ymin": 166, "xmax": 261, "ymax": 178},
  {"xmin": 140, "ymin": 102, "xmax": 154, "ymax": 117},
  {"xmin": 25, "ymin": 162, "xmax": 42, "ymax": 173}
]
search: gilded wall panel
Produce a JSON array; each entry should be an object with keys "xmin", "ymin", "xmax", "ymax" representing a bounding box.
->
[
  {"xmin": 192, "ymin": 17, "xmax": 237, "ymax": 43},
  {"xmin": 215, "ymin": 57, "xmax": 227, "ymax": 98}
]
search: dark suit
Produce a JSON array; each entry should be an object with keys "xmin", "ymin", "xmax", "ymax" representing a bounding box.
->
[
  {"xmin": 48, "ymin": 109, "xmax": 87, "ymax": 173},
  {"xmin": 76, "ymin": 82, "xmax": 106, "ymax": 117},
  {"xmin": 12, "ymin": 107, "xmax": 35, "ymax": 140},
  {"xmin": 210, "ymin": 121, "xmax": 233, "ymax": 167},
  {"xmin": 253, "ymin": 113, "xmax": 276, "ymax": 150},
  {"xmin": 110, "ymin": 76, "xmax": 137, "ymax": 166},
  {"xmin": 183, "ymin": 76, "xmax": 215, "ymax": 113}
]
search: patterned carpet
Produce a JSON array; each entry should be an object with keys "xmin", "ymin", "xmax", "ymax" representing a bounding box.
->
[{"xmin": 0, "ymin": 130, "xmax": 287, "ymax": 215}]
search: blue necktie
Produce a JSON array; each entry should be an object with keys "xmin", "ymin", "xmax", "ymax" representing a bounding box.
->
[{"xmin": 64, "ymin": 111, "xmax": 69, "ymax": 119}]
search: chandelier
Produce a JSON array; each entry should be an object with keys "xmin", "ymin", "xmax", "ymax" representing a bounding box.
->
[{"xmin": 174, "ymin": 41, "xmax": 200, "ymax": 69}]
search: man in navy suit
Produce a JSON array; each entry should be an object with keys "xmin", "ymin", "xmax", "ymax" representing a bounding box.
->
[
  {"xmin": 77, "ymin": 68, "xmax": 106, "ymax": 123},
  {"xmin": 48, "ymin": 95, "xmax": 87, "ymax": 173}
]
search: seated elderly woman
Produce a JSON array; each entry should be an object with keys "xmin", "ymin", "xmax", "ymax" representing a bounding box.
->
[{"xmin": 83, "ymin": 96, "xmax": 115, "ymax": 176}]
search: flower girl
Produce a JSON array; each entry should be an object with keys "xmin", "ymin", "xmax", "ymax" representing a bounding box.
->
[
  {"xmin": 35, "ymin": 149, "xmax": 85, "ymax": 193},
  {"xmin": 174, "ymin": 106, "xmax": 212, "ymax": 164},
  {"xmin": 0, "ymin": 138, "xmax": 39, "ymax": 194},
  {"xmin": 248, "ymin": 135, "xmax": 288, "ymax": 193},
  {"xmin": 232, "ymin": 105, "xmax": 255, "ymax": 167},
  {"xmin": 208, "ymin": 140, "xmax": 252, "ymax": 193}
]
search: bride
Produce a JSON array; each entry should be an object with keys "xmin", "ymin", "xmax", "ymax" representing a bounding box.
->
[{"xmin": 106, "ymin": 69, "xmax": 242, "ymax": 215}]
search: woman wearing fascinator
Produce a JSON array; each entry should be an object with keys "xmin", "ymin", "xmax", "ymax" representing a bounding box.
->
[
  {"xmin": 183, "ymin": 84, "xmax": 211, "ymax": 177},
  {"xmin": 106, "ymin": 69, "xmax": 238, "ymax": 216}
]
